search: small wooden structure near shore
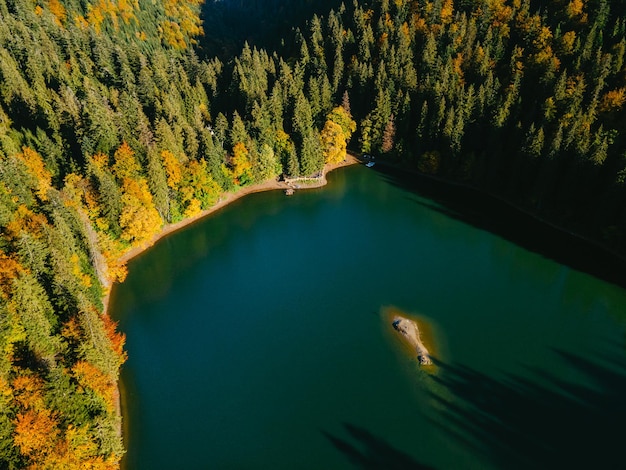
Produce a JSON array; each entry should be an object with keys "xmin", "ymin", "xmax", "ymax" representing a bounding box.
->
[{"xmin": 285, "ymin": 188, "xmax": 295, "ymax": 196}]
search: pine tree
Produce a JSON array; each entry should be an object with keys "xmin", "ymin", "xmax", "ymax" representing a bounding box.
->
[{"xmin": 382, "ymin": 114, "xmax": 396, "ymax": 153}]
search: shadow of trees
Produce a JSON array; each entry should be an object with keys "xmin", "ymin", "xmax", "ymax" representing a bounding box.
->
[
  {"xmin": 376, "ymin": 164, "xmax": 626, "ymax": 289},
  {"xmin": 323, "ymin": 423, "xmax": 434, "ymax": 470},
  {"xmin": 428, "ymin": 349, "xmax": 626, "ymax": 469},
  {"xmin": 322, "ymin": 347, "xmax": 626, "ymax": 469},
  {"xmin": 198, "ymin": 0, "xmax": 344, "ymax": 58}
]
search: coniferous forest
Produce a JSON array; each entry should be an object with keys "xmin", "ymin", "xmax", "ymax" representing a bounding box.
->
[{"xmin": 1, "ymin": 0, "xmax": 626, "ymax": 467}]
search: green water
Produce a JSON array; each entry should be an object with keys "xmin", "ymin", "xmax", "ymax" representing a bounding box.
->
[{"xmin": 112, "ymin": 165, "xmax": 626, "ymax": 469}]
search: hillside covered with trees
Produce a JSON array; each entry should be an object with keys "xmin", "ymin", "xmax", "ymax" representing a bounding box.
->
[{"xmin": 1, "ymin": 0, "xmax": 625, "ymax": 467}]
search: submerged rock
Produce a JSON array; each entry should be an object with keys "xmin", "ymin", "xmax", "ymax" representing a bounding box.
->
[{"xmin": 392, "ymin": 316, "xmax": 432, "ymax": 365}]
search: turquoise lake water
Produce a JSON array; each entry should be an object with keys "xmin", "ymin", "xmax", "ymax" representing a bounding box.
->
[{"xmin": 112, "ymin": 165, "xmax": 626, "ymax": 469}]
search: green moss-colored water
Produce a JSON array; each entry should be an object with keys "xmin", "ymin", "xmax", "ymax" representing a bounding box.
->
[{"xmin": 112, "ymin": 165, "xmax": 626, "ymax": 469}]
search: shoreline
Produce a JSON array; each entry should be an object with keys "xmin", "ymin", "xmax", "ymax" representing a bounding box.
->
[
  {"xmin": 106, "ymin": 153, "xmax": 360, "ymax": 466},
  {"xmin": 102, "ymin": 154, "xmax": 361, "ymax": 311},
  {"xmin": 119, "ymin": 153, "xmax": 361, "ymax": 267},
  {"xmin": 107, "ymin": 151, "xmax": 623, "ymax": 466}
]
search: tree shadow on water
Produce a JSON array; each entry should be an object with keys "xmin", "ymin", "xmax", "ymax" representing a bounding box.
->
[
  {"xmin": 375, "ymin": 164, "xmax": 626, "ymax": 289},
  {"xmin": 428, "ymin": 348, "xmax": 626, "ymax": 469},
  {"xmin": 322, "ymin": 423, "xmax": 434, "ymax": 470}
]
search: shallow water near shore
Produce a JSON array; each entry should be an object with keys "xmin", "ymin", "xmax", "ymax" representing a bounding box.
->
[{"xmin": 112, "ymin": 165, "xmax": 626, "ymax": 469}]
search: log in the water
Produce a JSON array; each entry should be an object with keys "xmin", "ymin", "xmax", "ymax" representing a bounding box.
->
[{"xmin": 392, "ymin": 316, "xmax": 432, "ymax": 365}]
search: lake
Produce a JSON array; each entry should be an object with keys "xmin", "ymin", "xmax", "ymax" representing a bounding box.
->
[{"xmin": 111, "ymin": 164, "xmax": 626, "ymax": 469}]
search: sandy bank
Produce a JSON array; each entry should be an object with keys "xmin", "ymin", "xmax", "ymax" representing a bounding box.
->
[
  {"xmin": 118, "ymin": 153, "xmax": 361, "ymax": 265},
  {"xmin": 392, "ymin": 315, "xmax": 432, "ymax": 365}
]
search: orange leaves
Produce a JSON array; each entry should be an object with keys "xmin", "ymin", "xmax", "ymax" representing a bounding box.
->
[
  {"xmin": 0, "ymin": 250, "xmax": 24, "ymax": 298},
  {"xmin": 534, "ymin": 26, "xmax": 553, "ymax": 51},
  {"xmin": 73, "ymin": 361, "xmax": 116, "ymax": 412},
  {"xmin": 488, "ymin": 0, "xmax": 513, "ymax": 34},
  {"xmin": 53, "ymin": 425, "xmax": 119, "ymax": 470},
  {"xmin": 159, "ymin": 0, "xmax": 203, "ymax": 49},
  {"xmin": 116, "ymin": 0, "xmax": 136, "ymax": 25},
  {"xmin": 11, "ymin": 368, "xmax": 120, "ymax": 468},
  {"xmin": 16, "ymin": 146, "xmax": 52, "ymax": 201},
  {"xmin": 105, "ymin": 258, "xmax": 128, "ymax": 284},
  {"xmin": 98, "ymin": 235, "xmax": 128, "ymax": 283},
  {"xmin": 102, "ymin": 315, "xmax": 126, "ymax": 361},
  {"xmin": 47, "ymin": 0, "xmax": 67, "ymax": 26},
  {"xmin": 12, "ymin": 374, "xmax": 46, "ymax": 410},
  {"xmin": 86, "ymin": 0, "xmax": 106, "ymax": 33},
  {"xmin": 600, "ymin": 88, "xmax": 626, "ymax": 112},
  {"xmin": 90, "ymin": 152, "xmax": 110, "ymax": 171},
  {"xmin": 11, "ymin": 375, "xmax": 58, "ymax": 460},
  {"xmin": 411, "ymin": 13, "xmax": 428, "ymax": 35},
  {"xmin": 14, "ymin": 409, "xmax": 59, "ymax": 457},
  {"xmin": 61, "ymin": 316, "xmax": 83, "ymax": 343},
  {"xmin": 160, "ymin": 21, "xmax": 187, "ymax": 49},
  {"xmin": 87, "ymin": 0, "xmax": 137, "ymax": 33},
  {"xmin": 5, "ymin": 204, "xmax": 48, "ymax": 240},
  {"xmin": 400, "ymin": 21, "xmax": 410, "ymax": 40},
  {"xmin": 440, "ymin": 0, "xmax": 454, "ymax": 24}
]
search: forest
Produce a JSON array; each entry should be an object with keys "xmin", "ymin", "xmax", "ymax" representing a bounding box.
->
[{"xmin": 0, "ymin": 0, "xmax": 625, "ymax": 467}]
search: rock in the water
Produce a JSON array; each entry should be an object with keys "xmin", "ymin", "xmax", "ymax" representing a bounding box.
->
[{"xmin": 392, "ymin": 316, "xmax": 432, "ymax": 365}]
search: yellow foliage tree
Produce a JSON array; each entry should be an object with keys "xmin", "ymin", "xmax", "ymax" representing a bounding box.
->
[
  {"xmin": 161, "ymin": 149, "xmax": 182, "ymax": 189},
  {"xmin": 566, "ymin": 0, "xmax": 587, "ymax": 22},
  {"xmin": 47, "ymin": 0, "xmax": 67, "ymax": 25},
  {"xmin": 16, "ymin": 146, "xmax": 52, "ymax": 201},
  {"xmin": 119, "ymin": 178, "xmax": 162, "ymax": 246},
  {"xmin": 321, "ymin": 106, "xmax": 356, "ymax": 164},
  {"xmin": 600, "ymin": 88, "xmax": 626, "ymax": 112},
  {"xmin": 5, "ymin": 204, "xmax": 48, "ymax": 241},
  {"xmin": 559, "ymin": 31, "xmax": 577, "ymax": 55},
  {"xmin": 321, "ymin": 120, "xmax": 347, "ymax": 165},
  {"xmin": 112, "ymin": 142, "xmax": 141, "ymax": 181},
  {"xmin": 230, "ymin": 142, "xmax": 252, "ymax": 185},
  {"xmin": 183, "ymin": 198, "xmax": 202, "ymax": 218},
  {"xmin": 327, "ymin": 106, "xmax": 357, "ymax": 140},
  {"xmin": 440, "ymin": 0, "xmax": 454, "ymax": 24},
  {"xmin": 179, "ymin": 159, "xmax": 221, "ymax": 213}
]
